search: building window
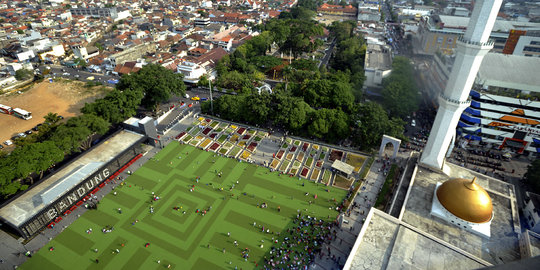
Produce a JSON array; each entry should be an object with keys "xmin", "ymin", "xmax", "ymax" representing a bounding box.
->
[{"xmin": 524, "ymin": 46, "xmax": 540, "ymax": 52}]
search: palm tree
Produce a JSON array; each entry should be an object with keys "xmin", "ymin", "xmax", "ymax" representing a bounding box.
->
[{"xmin": 44, "ymin": 112, "xmax": 61, "ymax": 124}]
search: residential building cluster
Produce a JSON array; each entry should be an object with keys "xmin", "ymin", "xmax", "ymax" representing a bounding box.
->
[{"xmin": 0, "ymin": 0, "xmax": 297, "ymax": 87}]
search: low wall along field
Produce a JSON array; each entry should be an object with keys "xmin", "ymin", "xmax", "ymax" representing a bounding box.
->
[{"xmin": 21, "ymin": 143, "xmax": 347, "ymax": 270}]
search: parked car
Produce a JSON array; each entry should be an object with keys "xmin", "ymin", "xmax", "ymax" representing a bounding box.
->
[
  {"xmin": 32, "ymin": 123, "xmax": 43, "ymax": 131},
  {"xmin": 25, "ymin": 130, "xmax": 33, "ymax": 135},
  {"xmin": 4, "ymin": 140, "xmax": 13, "ymax": 146},
  {"xmin": 191, "ymin": 96, "xmax": 200, "ymax": 101}
]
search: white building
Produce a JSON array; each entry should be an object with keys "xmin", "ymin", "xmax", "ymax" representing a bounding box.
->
[
  {"xmin": 0, "ymin": 76, "xmax": 17, "ymax": 88},
  {"xmin": 458, "ymin": 53, "xmax": 540, "ymax": 158},
  {"xmin": 16, "ymin": 50, "xmax": 35, "ymax": 62},
  {"xmin": 177, "ymin": 61, "xmax": 206, "ymax": 83},
  {"xmin": 18, "ymin": 31, "xmax": 42, "ymax": 46},
  {"xmin": 115, "ymin": 10, "xmax": 132, "ymax": 21},
  {"xmin": 512, "ymin": 32, "xmax": 540, "ymax": 57},
  {"xmin": 5, "ymin": 63, "xmax": 23, "ymax": 75},
  {"xmin": 72, "ymin": 46, "xmax": 99, "ymax": 60},
  {"xmin": 415, "ymin": 14, "xmax": 540, "ymax": 55},
  {"xmin": 524, "ymin": 192, "xmax": 540, "ymax": 234},
  {"xmin": 38, "ymin": 44, "xmax": 66, "ymax": 61},
  {"xmin": 200, "ymin": 0, "xmax": 213, "ymax": 8},
  {"xmin": 364, "ymin": 44, "xmax": 392, "ymax": 88},
  {"xmin": 59, "ymin": 12, "xmax": 72, "ymax": 21}
]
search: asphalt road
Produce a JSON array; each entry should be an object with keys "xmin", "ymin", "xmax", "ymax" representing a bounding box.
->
[{"xmin": 319, "ymin": 39, "xmax": 336, "ymax": 68}]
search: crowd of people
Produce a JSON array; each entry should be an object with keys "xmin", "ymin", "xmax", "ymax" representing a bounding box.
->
[
  {"xmin": 259, "ymin": 214, "xmax": 335, "ymax": 269},
  {"xmin": 451, "ymin": 149, "xmax": 510, "ymax": 173},
  {"xmin": 453, "ymin": 150, "xmax": 505, "ymax": 171},
  {"xmin": 376, "ymin": 156, "xmax": 392, "ymax": 177}
]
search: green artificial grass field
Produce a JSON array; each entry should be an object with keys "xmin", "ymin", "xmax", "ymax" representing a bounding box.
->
[{"xmin": 21, "ymin": 143, "xmax": 347, "ymax": 270}]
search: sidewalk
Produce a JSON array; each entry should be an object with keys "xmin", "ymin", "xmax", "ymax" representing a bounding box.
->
[{"xmin": 311, "ymin": 154, "xmax": 397, "ymax": 270}]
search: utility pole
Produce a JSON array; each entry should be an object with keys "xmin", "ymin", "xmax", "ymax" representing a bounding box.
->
[
  {"xmin": 289, "ymin": 49, "xmax": 292, "ymax": 64},
  {"xmin": 209, "ymin": 79, "xmax": 213, "ymax": 115}
]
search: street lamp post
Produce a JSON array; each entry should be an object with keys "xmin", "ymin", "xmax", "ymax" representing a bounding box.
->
[{"xmin": 208, "ymin": 80, "xmax": 213, "ymax": 115}]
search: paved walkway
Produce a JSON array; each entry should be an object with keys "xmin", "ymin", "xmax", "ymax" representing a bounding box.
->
[
  {"xmin": 249, "ymin": 133, "xmax": 283, "ymax": 166},
  {"xmin": 311, "ymin": 150, "xmax": 410, "ymax": 270}
]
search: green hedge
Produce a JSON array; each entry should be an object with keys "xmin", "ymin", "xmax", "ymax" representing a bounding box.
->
[
  {"xmin": 359, "ymin": 156, "xmax": 375, "ymax": 180},
  {"xmin": 375, "ymin": 164, "xmax": 398, "ymax": 208}
]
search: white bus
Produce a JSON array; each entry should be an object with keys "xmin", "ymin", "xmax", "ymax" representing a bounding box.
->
[
  {"xmin": 0, "ymin": 104, "xmax": 12, "ymax": 114},
  {"xmin": 13, "ymin": 108, "xmax": 32, "ymax": 120}
]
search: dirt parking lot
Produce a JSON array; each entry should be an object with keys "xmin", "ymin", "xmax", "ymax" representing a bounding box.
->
[{"xmin": 0, "ymin": 80, "xmax": 110, "ymax": 149}]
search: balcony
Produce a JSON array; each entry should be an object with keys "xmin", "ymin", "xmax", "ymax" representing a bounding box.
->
[
  {"xmin": 457, "ymin": 35, "xmax": 494, "ymax": 47},
  {"xmin": 440, "ymin": 92, "xmax": 471, "ymax": 106}
]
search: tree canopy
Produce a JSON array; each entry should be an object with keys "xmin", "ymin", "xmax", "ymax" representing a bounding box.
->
[
  {"xmin": 15, "ymin": 69, "xmax": 33, "ymax": 80},
  {"xmin": 117, "ymin": 64, "xmax": 186, "ymax": 111},
  {"xmin": 382, "ymin": 56, "xmax": 420, "ymax": 118},
  {"xmin": 352, "ymin": 102, "xmax": 406, "ymax": 149}
]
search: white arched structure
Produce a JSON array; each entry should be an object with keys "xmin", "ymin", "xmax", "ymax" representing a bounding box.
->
[
  {"xmin": 379, "ymin": 135, "xmax": 401, "ymax": 158},
  {"xmin": 256, "ymin": 83, "xmax": 272, "ymax": 95}
]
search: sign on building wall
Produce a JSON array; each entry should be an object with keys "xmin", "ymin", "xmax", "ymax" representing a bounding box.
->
[
  {"xmin": 503, "ymin": 30, "xmax": 527, "ymax": 54},
  {"xmin": 19, "ymin": 145, "xmax": 143, "ymax": 238}
]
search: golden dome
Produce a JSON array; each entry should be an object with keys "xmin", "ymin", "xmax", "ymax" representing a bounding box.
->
[{"xmin": 436, "ymin": 177, "xmax": 493, "ymax": 224}]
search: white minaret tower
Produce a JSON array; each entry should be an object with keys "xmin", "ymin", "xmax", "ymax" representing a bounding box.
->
[{"xmin": 420, "ymin": 0, "xmax": 503, "ymax": 171}]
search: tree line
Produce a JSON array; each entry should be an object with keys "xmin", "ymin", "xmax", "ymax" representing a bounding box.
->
[
  {"xmin": 204, "ymin": 16, "xmax": 406, "ymax": 148},
  {"xmin": 0, "ymin": 64, "xmax": 185, "ymax": 199}
]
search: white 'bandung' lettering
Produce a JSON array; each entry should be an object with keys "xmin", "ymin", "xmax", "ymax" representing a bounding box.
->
[
  {"xmin": 93, "ymin": 173, "xmax": 102, "ymax": 183},
  {"xmin": 30, "ymin": 163, "xmax": 128, "ymax": 235},
  {"xmin": 67, "ymin": 192, "xmax": 78, "ymax": 205},
  {"xmin": 77, "ymin": 187, "xmax": 86, "ymax": 197},
  {"xmin": 46, "ymin": 209, "xmax": 57, "ymax": 220},
  {"xmin": 58, "ymin": 201, "xmax": 68, "ymax": 211},
  {"xmin": 85, "ymin": 180, "xmax": 95, "ymax": 190}
]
